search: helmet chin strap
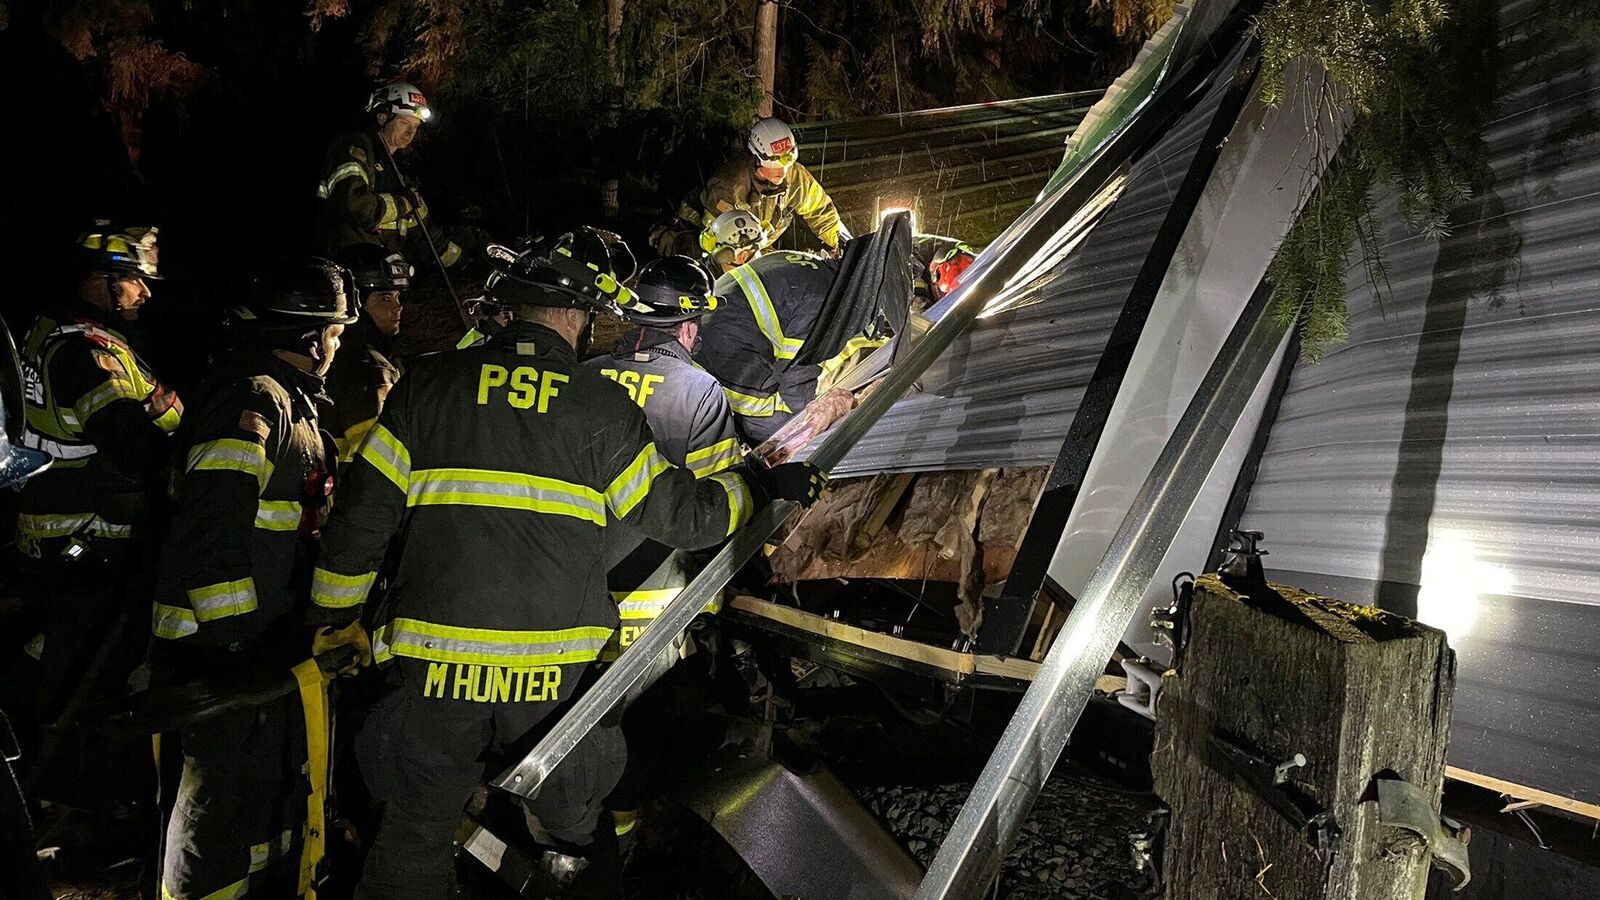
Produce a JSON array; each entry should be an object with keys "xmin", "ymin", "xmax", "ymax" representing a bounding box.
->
[{"xmin": 576, "ymin": 311, "xmax": 597, "ymax": 357}]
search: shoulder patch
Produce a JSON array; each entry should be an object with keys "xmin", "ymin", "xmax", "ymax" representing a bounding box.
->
[
  {"xmin": 239, "ymin": 409, "xmax": 272, "ymax": 441},
  {"xmin": 714, "ymin": 199, "xmax": 733, "ymax": 213},
  {"xmin": 91, "ymin": 349, "xmax": 127, "ymax": 375}
]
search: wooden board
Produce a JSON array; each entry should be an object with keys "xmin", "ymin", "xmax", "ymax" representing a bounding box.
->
[{"xmin": 1445, "ymin": 766, "xmax": 1600, "ymax": 821}]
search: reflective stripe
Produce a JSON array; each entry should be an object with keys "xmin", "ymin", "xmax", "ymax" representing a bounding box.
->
[
  {"xmin": 162, "ymin": 876, "xmax": 249, "ymax": 900},
  {"xmin": 722, "ymin": 385, "xmax": 790, "ymax": 418},
  {"xmin": 730, "ymin": 265, "xmax": 804, "ymax": 361},
  {"xmin": 440, "ymin": 241, "xmax": 463, "ymax": 267},
  {"xmin": 685, "ymin": 436, "xmax": 743, "ymax": 478},
  {"xmin": 407, "ymin": 468, "xmax": 606, "ymax": 524},
  {"xmin": 254, "ymin": 499, "xmax": 302, "ymax": 532},
  {"xmin": 610, "ymin": 588, "xmax": 723, "ymax": 620},
  {"xmin": 19, "ymin": 430, "xmax": 96, "ymax": 460},
  {"xmin": 605, "ymin": 443, "xmax": 672, "ymax": 520},
  {"xmin": 311, "ymin": 567, "xmax": 378, "ymax": 609},
  {"xmin": 248, "ymin": 830, "xmax": 293, "ymax": 873},
  {"xmin": 74, "ymin": 378, "xmax": 142, "ymax": 422},
  {"xmin": 377, "ymin": 192, "xmax": 399, "ymax": 226},
  {"xmin": 358, "ymin": 423, "xmax": 411, "ymax": 492},
  {"xmin": 16, "ymin": 513, "xmax": 132, "ymax": 540},
  {"xmin": 152, "ymin": 603, "xmax": 198, "ymax": 640},
  {"xmin": 710, "ymin": 471, "xmax": 754, "ymax": 536},
  {"xmin": 614, "ymin": 810, "xmax": 638, "ymax": 837},
  {"xmin": 372, "ymin": 617, "xmax": 613, "ymax": 667},
  {"xmin": 318, "ymin": 161, "xmax": 368, "ymax": 198},
  {"xmin": 456, "ymin": 328, "xmax": 487, "ymax": 350},
  {"xmin": 187, "ymin": 438, "xmax": 272, "ymax": 491},
  {"xmin": 186, "ymin": 578, "xmax": 258, "ymax": 622}
]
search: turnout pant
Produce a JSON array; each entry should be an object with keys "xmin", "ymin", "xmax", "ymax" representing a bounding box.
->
[
  {"xmin": 354, "ymin": 657, "xmax": 627, "ymax": 900},
  {"xmin": 161, "ymin": 695, "xmax": 306, "ymax": 898}
]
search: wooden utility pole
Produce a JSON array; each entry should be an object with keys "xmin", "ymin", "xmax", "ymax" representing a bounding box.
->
[
  {"xmin": 1151, "ymin": 574, "xmax": 1459, "ymax": 899},
  {"xmin": 601, "ymin": 0, "xmax": 625, "ymax": 217},
  {"xmin": 755, "ymin": 0, "xmax": 777, "ymax": 117}
]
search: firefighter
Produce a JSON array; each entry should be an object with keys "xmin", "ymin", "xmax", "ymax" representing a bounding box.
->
[
  {"xmin": 693, "ymin": 249, "xmax": 852, "ymax": 445},
  {"xmin": 661, "ymin": 118, "xmax": 850, "ymax": 261},
  {"xmin": 307, "ymin": 232, "xmax": 825, "ymax": 899},
  {"xmin": 152, "ymin": 258, "xmax": 356, "ymax": 899},
  {"xmin": 315, "ymin": 81, "xmax": 466, "ymax": 269},
  {"xmin": 587, "ymin": 256, "xmax": 741, "ymax": 655},
  {"xmin": 585, "ymin": 256, "xmax": 741, "ymax": 850},
  {"xmin": 12, "ymin": 226, "xmax": 181, "ymax": 736},
  {"xmin": 322, "ymin": 245, "xmax": 411, "ymax": 467}
]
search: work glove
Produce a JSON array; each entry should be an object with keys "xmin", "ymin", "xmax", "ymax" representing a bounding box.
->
[
  {"xmin": 312, "ymin": 621, "xmax": 373, "ymax": 675},
  {"xmin": 744, "ymin": 460, "xmax": 829, "ymax": 508}
]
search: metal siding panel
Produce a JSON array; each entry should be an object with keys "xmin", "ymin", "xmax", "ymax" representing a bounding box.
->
[{"xmin": 1241, "ymin": 7, "xmax": 1600, "ymax": 802}]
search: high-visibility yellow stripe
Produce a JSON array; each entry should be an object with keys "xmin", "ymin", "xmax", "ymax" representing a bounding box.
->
[
  {"xmin": 152, "ymin": 603, "xmax": 198, "ymax": 640},
  {"xmin": 407, "ymin": 468, "xmax": 606, "ymax": 524},
  {"xmin": 318, "ymin": 161, "xmax": 368, "ymax": 198},
  {"xmin": 710, "ymin": 471, "xmax": 753, "ymax": 536},
  {"xmin": 373, "ymin": 617, "xmax": 613, "ymax": 668},
  {"xmin": 609, "ymin": 588, "xmax": 724, "ymax": 620},
  {"xmin": 723, "ymin": 385, "xmax": 779, "ymax": 418},
  {"xmin": 685, "ymin": 436, "xmax": 743, "ymax": 478},
  {"xmin": 730, "ymin": 265, "xmax": 804, "ymax": 361},
  {"xmin": 187, "ymin": 438, "xmax": 272, "ymax": 491},
  {"xmin": 254, "ymin": 499, "xmax": 301, "ymax": 532},
  {"xmin": 186, "ymin": 578, "xmax": 258, "ymax": 622},
  {"xmin": 377, "ymin": 193, "xmax": 399, "ymax": 226},
  {"xmin": 456, "ymin": 328, "xmax": 487, "ymax": 350},
  {"xmin": 74, "ymin": 378, "xmax": 143, "ymax": 422},
  {"xmin": 605, "ymin": 443, "xmax": 672, "ymax": 520},
  {"xmin": 310, "ymin": 567, "xmax": 378, "ymax": 609},
  {"xmin": 358, "ymin": 423, "xmax": 411, "ymax": 492},
  {"xmin": 440, "ymin": 241, "xmax": 463, "ymax": 267}
]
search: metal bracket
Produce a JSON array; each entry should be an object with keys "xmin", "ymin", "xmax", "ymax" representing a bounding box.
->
[
  {"xmin": 1116, "ymin": 658, "xmax": 1165, "ymax": 720},
  {"xmin": 1210, "ymin": 732, "xmax": 1340, "ymax": 861},
  {"xmin": 1375, "ymin": 777, "xmax": 1472, "ymax": 890}
]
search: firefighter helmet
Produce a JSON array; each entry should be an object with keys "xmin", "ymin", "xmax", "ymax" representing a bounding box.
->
[
  {"xmin": 75, "ymin": 226, "xmax": 160, "ymax": 280},
  {"xmin": 619, "ymin": 256, "xmax": 717, "ymax": 327},
  {"xmin": 367, "ymin": 82, "xmax": 433, "ymax": 123},
  {"xmin": 230, "ymin": 258, "xmax": 361, "ymax": 331},
  {"xmin": 339, "ymin": 244, "xmax": 413, "ymax": 294},
  {"xmin": 699, "ymin": 210, "xmax": 767, "ymax": 257},
  {"xmin": 747, "ymin": 117, "xmax": 799, "ymax": 169},
  {"xmin": 484, "ymin": 229, "xmax": 635, "ymax": 312},
  {"xmin": 929, "ymin": 242, "xmax": 978, "ymax": 299}
]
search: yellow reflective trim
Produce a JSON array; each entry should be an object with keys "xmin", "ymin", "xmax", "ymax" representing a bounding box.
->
[
  {"xmin": 358, "ymin": 423, "xmax": 411, "ymax": 492},
  {"xmin": 187, "ymin": 438, "xmax": 270, "ymax": 490},
  {"xmin": 186, "ymin": 578, "xmax": 258, "ymax": 621},
  {"xmin": 709, "ymin": 471, "xmax": 753, "ymax": 536},
  {"xmin": 377, "ymin": 193, "xmax": 399, "ymax": 226},
  {"xmin": 685, "ymin": 436, "xmax": 743, "ymax": 478},
  {"xmin": 605, "ymin": 443, "xmax": 672, "ymax": 521},
  {"xmin": 407, "ymin": 468, "xmax": 606, "ymax": 524},
  {"xmin": 723, "ymin": 385, "xmax": 779, "ymax": 418},
  {"xmin": 153, "ymin": 403, "xmax": 183, "ymax": 434},
  {"xmin": 74, "ymin": 378, "xmax": 143, "ymax": 422},
  {"xmin": 373, "ymin": 617, "xmax": 613, "ymax": 668},
  {"xmin": 152, "ymin": 603, "xmax": 199, "ymax": 640},
  {"xmin": 614, "ymin": 810, "xmax": 638, "ymax": 836},
  {"xmin": 455, "ymin": 328, "xmax": 487, "ymax": 350},
  {"xmin": 440, "ymin": 241, "xmax": 463, "ymax": 267},
  {"xmin": 730, "ymin": 265, "xmax": 804, "ymax": 361},
  {"xmin": 254, "ymin": 499, "xmax": 301, "ymax": 532},
  {"xmin": 311, "ymin": 567, "xmax": 378, "ymax": 609},
  {"xmin": 319, "ymin": 161, "xmax": 368, "ymax": 199},
  {"xmin": 16, "ymin": 513, "xmax": 132, "ymax": 540}
]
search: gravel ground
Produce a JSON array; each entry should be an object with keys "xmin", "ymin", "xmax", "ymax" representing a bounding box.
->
[{"xmin": 859, "ymin": 776, "xmax": 1162, "ymax": 900}]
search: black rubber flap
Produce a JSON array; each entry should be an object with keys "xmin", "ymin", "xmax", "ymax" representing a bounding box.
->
[{"xmin": 794, "ymin": 211, "xmax": 914, "ymax": 366}]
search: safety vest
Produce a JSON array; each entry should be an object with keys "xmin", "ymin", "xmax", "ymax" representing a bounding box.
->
[{"xmin": 20, "ymin": 315, "xmax": 181, "ymax": 467}]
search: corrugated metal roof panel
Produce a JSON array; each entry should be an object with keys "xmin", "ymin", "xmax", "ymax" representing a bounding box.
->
[
  {"xmin": 827, "ymin": 68, "xmax": 1232, "ymax": 477},
  {"xmin": 790, "ymin": 93, "xmax": 1098, "ymax": 242},
  {"xmin": 1240, "ymin": 0, "xmax": 1600, "ymax": 803}
]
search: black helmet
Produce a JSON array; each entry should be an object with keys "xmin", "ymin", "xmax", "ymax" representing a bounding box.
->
[
  {"xmin": 74, "ymin": 225, "xmax": 161, "ymax": 280},
  {"xmin": 483, "ymin": 229, "xmax": 635, "ymax": 312},
  {"xmin": 229, "ymin": 257, "xmax": 360, "ymax": 332},
  {"xmin": 620, "ymin": 256, "xmax": 717, "ymax": 327},
  {"xmin": 339, "ymin": 244, "xmax": 413, "ymax": 294}
]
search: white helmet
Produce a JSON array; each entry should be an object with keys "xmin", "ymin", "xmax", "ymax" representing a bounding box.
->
[
  {"xmin": 367, "ymin": 82, "xmax": 433, "ymax": 123},
  {"xmin": 747, "ymin": 117, "xmax": 798, "ymax": 169},
  {"xmin": 700, "ymin": 210, "xmax": 768, "ymax": 255}
]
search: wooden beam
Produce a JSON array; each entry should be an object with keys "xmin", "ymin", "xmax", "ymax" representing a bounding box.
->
[{"xmin": 1445, "ymin": 766, "xmax": 1600, "ymax": 821}]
